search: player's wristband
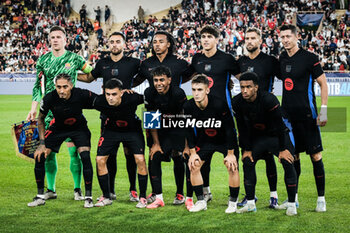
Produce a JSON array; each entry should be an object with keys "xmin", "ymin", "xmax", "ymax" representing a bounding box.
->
[
  {"xmin": 39, "ymin": 139, "xmax": 45, "ymax": 145},
  {"xmin": 319, "ymin": 105, "xmax": 327, "ymax": 122}
]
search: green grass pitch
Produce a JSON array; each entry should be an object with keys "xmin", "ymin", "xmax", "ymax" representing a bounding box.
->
[{"xmin": 0, "ymin": 95, "xmax": 349, "ymax": 233}]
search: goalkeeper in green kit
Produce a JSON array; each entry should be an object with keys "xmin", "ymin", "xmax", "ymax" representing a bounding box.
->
[{"xmin": 26, "ymin": 26, "xmax": 93, "ymax": 202}]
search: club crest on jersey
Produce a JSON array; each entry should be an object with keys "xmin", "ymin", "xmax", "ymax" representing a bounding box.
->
[
  {"xmin": 65, "ymin": 63, "xmax": 71, "ymax": 70},
  {"xmin": 286, "ymin": 65, "xmax": 292, "ymax": 73},
  {"xmin": 248, "ymin": 66, "xmax": 254, "ymax": 72},
  {"xmin": 111, "ymin": 69, "xmax": 119, "ymax": 77},
  {"xmin": 205, "ymin": 64, "xmax": 211, "ymax": 72}
]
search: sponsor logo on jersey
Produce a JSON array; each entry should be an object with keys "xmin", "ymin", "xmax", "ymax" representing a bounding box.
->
[
  {"xmin": 205, "ymin": 129, "xmax": 217, "ymax": 137},
  {"xmin": 65, "ymin": 63, "xmax": 71, "ymax": 70},
  {"xmin": 254, "ymin": 123, "xmax": 266, "ymax": 130},
  {"xmin": 64, "ymin": 118, "xmax": 77, "ymax": 125},
  {"xmin": 116, "ymin": 120, "xmax": 128, "ymax": 127},
  {"xmin": 284, "ymin": 78, "xmax": 294, "ymax": 91},
  {"xmin": 207, "ymin": 76, "xmax": 214, "ymax": 89}
]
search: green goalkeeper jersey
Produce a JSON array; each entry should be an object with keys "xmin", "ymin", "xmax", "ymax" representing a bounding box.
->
[
  {"xmin": 32, "ymin": 50, "xmax": 91, "ymax": 102},
  {"xmin": 32, "ymin": 50, "xmax": 91, "ymax": 128}
]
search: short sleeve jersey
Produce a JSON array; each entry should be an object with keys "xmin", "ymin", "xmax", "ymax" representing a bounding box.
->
[
  {"xmin": 238, "ymin": 52, "xmax": 279, "ymax": 92},
  {"xmin": 144, "ymin": 85, "xmax": 187, "ymax": 134},
  {"xmin": 191, "ymin": 50, "xmax": 240, "ymax": 107},
  {"xmin": 232, "ymin": 91, "xmax": 288, "ymax": 151},
  {"xmin": 40, "ymin": 87, "xmax": 96, "ymax": 129},
  {"xmin": 91, "ymin": 56, "xmax": 141, "ymax": 89},
  {"xmin": 278, "ymin": 48, "xmax": 324, "ymax": 120},
  {"xmin": 92, "ymin": 93, "xmax": 144, "ymax": 132},
  {"xmin": 139, "ymin": 54, "xmax": 194, "ymax": 87},
  {"xmin": 183, "ymin": 95, "xmax": 237, "ymax": 150},
  {"xmin": 33, "ymin": 51, "xmax": 88, "ymax": 102}
]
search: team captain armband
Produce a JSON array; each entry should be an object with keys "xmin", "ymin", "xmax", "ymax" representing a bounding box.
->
[{"xmin": 81, "ymin": 63, "xmax": 93, "ymax": 74}]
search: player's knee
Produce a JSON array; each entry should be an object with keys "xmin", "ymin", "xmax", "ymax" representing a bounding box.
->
[
  {"xmin": 135, "ymin": 155, "xmax": 146, "ymax": 167},
  {"xmin": 96, "ymin": 156, "xmax": 107, "ymax": 166},
  {"xmin": 191, "ymin": 160, "xmax": 202, "ymax": 173},
  {"xmin": 310, "ymin": 152, "xmax": 322, "ymax": 162},
  {"xmin": 96, "ymin": 157, "xmax": 108, "ymax": 174}
]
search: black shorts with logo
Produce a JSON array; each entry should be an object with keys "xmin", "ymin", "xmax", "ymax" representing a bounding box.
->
[
  {"xmin": 97, "ymin": 129, "xmax": 145, "ymax": 156},
  {"xmin": 45, "ymin": 126, "xmax": 91, "ymax": 153}
]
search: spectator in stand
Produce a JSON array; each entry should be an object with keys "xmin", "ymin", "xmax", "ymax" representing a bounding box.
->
[
  {"xmin": 95, "ymin": 6, "xmax": 101, "ymax": 23},
  {"xmin": 79, "ymin": 4, "xmax": 87, "ymax": 26}
]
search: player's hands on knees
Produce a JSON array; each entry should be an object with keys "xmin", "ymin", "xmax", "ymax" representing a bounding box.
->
[
  {"xmin": 182, "ymin": 146, "xmax": 190, "ymax": 159},
  {"xmin": 242, "ymin": 150, "xmax": 253, "ymax": 162},
  {"xmin": 34, "ymin": 145, "xmax": 47, "ymax": 162},
  {"xmin": 188, "ymin": 153, "xmax": 201, "ymax": 171},
  {"xmin": 224, "ymin": 154, "xmax": 237, "ymax": 172},
  {"xmin": 278, "ymin": 149, "xmax": 294, "ymax": 164},
  {"xmin": 150, "ymin": 143, "xmax": 163, "ymax": 160},
  {"xmin": 26, "ymin": 110, "xmax": 37, "ymax": 121}
]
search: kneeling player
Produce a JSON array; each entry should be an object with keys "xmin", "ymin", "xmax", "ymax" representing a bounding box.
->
[
  {"xmin": 184, "ymin": 74, "xmax": 240, "ymax": 213},
  {"xmin": 232, "ymin": 72, "xmax": 297, "ymax": 216},
  {"xmin": 93, "ymin": 79, "xmax": 148, "ymax": 208},
  {"xmin": 29, "ymin": 74, "xmax": 94, "ymax": 208}
]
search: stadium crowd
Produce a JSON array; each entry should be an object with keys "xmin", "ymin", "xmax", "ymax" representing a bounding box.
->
[{"xmin": 0, "ymin": 0, "xmax": 350, "ymax": 73}]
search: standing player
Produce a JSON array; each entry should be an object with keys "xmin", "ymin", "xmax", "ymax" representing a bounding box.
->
[
  {"xmin": 184, "ymin": 74, "xmax": 240, "ymax": 213},
  {"xmin": 133, "ymin": 31, "xmax": 194, "ymax": 204},
  {"xmin": 92, "ymin": 79, "xmax": 148, "ymax": 208},
  {"xmin": 237, "ymin": 27, "xmax": 280, "ymax": 208},
  {"xmin": 132, "ymin": 30, "xmax": 194, "ymax": 88},
  {"xmin": 78, "ymin": 32, "xmax": 140, "ymax": 202},
  {"xmin": 232, "ymin": 72, "xmax": 297, "ymax": 216},
  {"xmin": 144, "ymin": 66, "xmax": 187, "ymax": 208},
  {"xmin": 26, "ymin": 26, "xmax": 93, "ymax": 201},
  {"xmin": 28, "ymin": 74, "xmax": 94, "ymax": 208},
  {"xmin": 277, "ymin": 24, "xmax": 328, "ymax": 212},
  {"xmin": 190, "ymin": 25, "xmax": 240, "ymax": 202}
]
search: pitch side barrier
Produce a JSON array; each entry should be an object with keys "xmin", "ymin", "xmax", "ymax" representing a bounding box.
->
[{"xmin": 1, "ymin": 72, "xmax": 350, "ymax": 96}]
